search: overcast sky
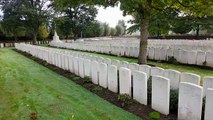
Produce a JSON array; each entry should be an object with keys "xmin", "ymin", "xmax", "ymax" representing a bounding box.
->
[{"xmin": 95, "ymin": 5, "xmax": 133, "ymax": 28}]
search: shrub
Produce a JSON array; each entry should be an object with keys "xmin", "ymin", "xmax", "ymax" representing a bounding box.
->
[
  {"xmin": 118, "ymin": 94, "xmax": 133, "ymax": 107},
  {"xmin": 168, "ymin": 56, "xmax": 177, "ymax": 63},
  {"xmin": 148, "ymin": 112, "xmax": 160, "ymax": 120},
  {"xmin": 82, "ymin": 76, "xmax": 92, "ymax": 83},
  {"xmin": 92, "ymin": 86, "xmax": 103, "ymax": 93}
]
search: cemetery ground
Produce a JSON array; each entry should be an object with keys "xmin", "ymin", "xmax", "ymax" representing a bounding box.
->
[
  {"xmin": 0, "ymin": 48, "xmax": 143, "ymax": 120},
  {"xmin": 42, "ymin": 44, "xmax": 213, "ymax": 83}
]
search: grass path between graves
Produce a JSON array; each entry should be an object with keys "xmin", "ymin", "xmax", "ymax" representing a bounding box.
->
[
  {"xmin": 40, "ymin": 44, "xmax": 213, "ymax": 82},
  {"xmin": 0, "ymin": 48, "xmax": 141, "ymax": 120}
]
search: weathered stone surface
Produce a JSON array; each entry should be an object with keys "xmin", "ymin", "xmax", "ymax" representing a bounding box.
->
[
  {"xmin": 152, "ymin": 76, "xmax": 170, "ymax": 115},
  {"xmin": 99, "ymin": 63, "xmax": 108, "ymax": 88},
  {"xmin": 178, "ymin": 82, "xmax": 203, "ymax": 120},
  {"xmin": 91, "ymin": 61, "xmax": 99, "ymax": 84},
  {"xmin": 111, "ymin": 60, "xmax": 121, "ymax": 68},
  {"xmin": 68, "ymin": 55, "xmax": 74, "ymax": 73},
  {"xmin": 206, "ymin": 52, "xmax": 213, "ymax": 68},
  {"xmin": 103, "ymin": 58, "xmax": 111, "ymax": 65},
  {"xmin": 179, "ymin": 50, "xmax": 188, "ymax": 64},
  {"xmin": 203, "ymin": 77, "xmax": 213, "ymax": 97},
  {"xmin": 159, "ymin": 48, "xmax": 167, "ymax": 61},
  {"xmin": 187, "ymin": 51, "xmax": 197, "ymax": 65},
  {"xmin": 78, "ymin": 58, "xmax": 85, "ymax": 78},
  {"xmin": 148, "ymin": 47, "xmax": 155, "ymax": 60},
  {"xmin": 64, "ymin": 55, "xmax": 69, "ymax": 70},
  {"xmin": 84, "ymin": 59, "xmax": 91, "ymax": 77},
  {"xmin": 119, "ymin": 67, "xmax": 132, "ymax": 96},
  {"xmin": 120, "ymin": 61, "xmax": 129, "ymax": 68},
  {"xmin": 154, "ymin": 48, "xmax": 161, "ymax": 60},
  {"xmin": 180, "ymin": 73, "xmax": 201, "ymax": 85},
  {"xmin": 164, "ymin": 69, "xmax": 181, "ymax": 90},
  {"xmin": 150, "ymin": 67, "xmax": 165, "ymax": 77},
  {"xmin": 133, "ymin": 71, "xmax": 147, "ymax": 105},
  {"xmin": 108, "ymin": 65, "xmax": 118, "ymax": 93},
  {"xmin": 73, "ymin": 57, "xmax": 79, "ymax": 75},
  {"xmin": 139, "ymin": 65, "xmax": 151, "ymax": 78},
  {"xmin": 128, "ymin": 63, "xmax": 139, "ymax": 73},
  {"xmin": 196, "ymin": 51, "xmax": 206, "ymax": 66},
  {"xmin": 205, "ymin": 88, "xmax": 213, "ymax": 120},
  {"xmin": 173, "ymin": 49, "xmax": 180, "ymax": 62}
]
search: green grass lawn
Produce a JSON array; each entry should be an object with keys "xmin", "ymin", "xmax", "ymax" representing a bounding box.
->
[
  {"xmin": 0, "ymin": 48, "xmax": 141, "ymax": 120},
  {"xmin": 44, "ymin": 44, "xmax": 213, "ymax": 81}
]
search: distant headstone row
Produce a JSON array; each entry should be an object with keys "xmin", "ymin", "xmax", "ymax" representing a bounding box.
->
[
  {"xmin": 0, "ymin": 41, "xmax": 49, "ymax": 48},
  {"xmin": 50, "ymin": 39, "xmax": 213, "ymax": 68},
  {"xmin": 15, "ymin": 43, "xmax": 213, "ymax": 120}
]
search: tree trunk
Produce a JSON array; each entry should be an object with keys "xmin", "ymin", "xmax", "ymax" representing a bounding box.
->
[
  {"xmin": 33, "ymin": 34, "xmax": 37, "ymax": 45},
  {"xmin": 196, "ymin": 24, "xmax": 200, "ymax": 40},
  {"xmin": 14, "ymin": 36, "xmax": 18, "ymax": 41},
  {"xmin": 138, "ymin": 15, "xmax": 150, "ymax": 64}
]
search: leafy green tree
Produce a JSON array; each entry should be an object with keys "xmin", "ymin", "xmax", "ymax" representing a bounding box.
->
[
  {"xmin": 110, "ymin": 27, "xmax": 117, "ymax": 36},
  {"xmin": 0, "ymin": 0, "xmax": 52, "ymax": 43},
  {"xmin": 82, "ymin": 21, "xmax": 102, "ymax": 37},
  {"xmin": 170, "ymin": 16, "xmax": 193, "ymax": 34},
  {"xmin": 0, "ymin": 0, "xmax": 26, "ymax": 41},
  {"xmin": 55, "ymin": 17, "xmax": 73, "ymax": 39},
  {"xmin": 53, "ymin": 2, "xmax": 97, "ymax": 39},
  {"xmin": 38, "ymin": 23, "xmax": 49, "ymax": 40},
  {"xmin": 115, "ymin": 25, "xmax": 123, "ymax": 36},
  {"xmin": 103, "ymin": 23, "xmax": 110, "ymax": 36}
]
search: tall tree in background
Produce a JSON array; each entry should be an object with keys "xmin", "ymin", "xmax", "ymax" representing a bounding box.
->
[
  {"xmin": 0, "ymin": 0, "xmax": 26, "ymax": 41},
  {"xmin": 21, "ymin": 0, "xmax": 51, "ymax": 44},
  {"xmin": 0, "ymin": 0, "xmax": 52, "ymax": 43},
  {"xmin": 115, "ymin": 20, "xmax": 126, "ymax": 36},
  {"xmin": 53, "ymin": 1, "xmax": 97, "ymax": 40}
]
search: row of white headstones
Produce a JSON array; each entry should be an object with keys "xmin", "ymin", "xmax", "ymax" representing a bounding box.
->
[
  {"xmin": 74, "ymin": 38, "xmax": 213, "ymax": 52},
  {"xmin": 50, "ymin": 41, "xmax": 213, "ymax": 68},
  {"xmin": 15, "ymin": 43, "xmax": 213, "ymax": 120}
]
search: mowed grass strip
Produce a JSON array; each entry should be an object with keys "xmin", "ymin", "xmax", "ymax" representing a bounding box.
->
[{"xmin": 0, "ymin": 48, "xmax": 141, "ymax": 120}]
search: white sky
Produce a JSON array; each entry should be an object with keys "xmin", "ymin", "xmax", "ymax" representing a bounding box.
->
[{"xmin": 96, "ymin": 5, "xmax": 133, "ymax": 28}]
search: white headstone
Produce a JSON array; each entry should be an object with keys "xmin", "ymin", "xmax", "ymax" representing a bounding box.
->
[
  {"xmin": 167, "ymin": 49, "xmax": 174, "ymax": 60},
  {"xmin": 152, "ymin": 76, "xmax": 170, "ymax": 115},
  {"xmin": 119, "ymin": 67, "xmax": 132, "ymax": 96},
  {"xmin": 187, "ymin": 51, "xmax": 197, "ymax": 65},
  {"xmin": 205, "ymin": 88, "xmax": 213, "ymax": 120},
  {"xmin": 150, "ymin": 67, "xmax": 165, "ymax": 77},
  {"xmin": 78, "ymin": 58, "xmax": 85, "ymax": 78},
  {"xmin": 203, "ymin": 77, "xmax": 213, "ymax": 97},
  {"xmin": 108, "ymin": 65, "xmax": 118, "ymax": 93},
  {"xmin": 139, "ymin": 65, "xmax": 151, "ymax": 78},
  {"xmin": 99, "ymin": 63, "xmax": 108, "ymax": 88},
  {"xmin": 73, "ymin": 57, "xmax": 79, "ymax": 75},
  {"xmin": 84, "ymin": 59, "xmax": 91, "ymax": 77},
  {"xmin": 196, "ymin": 51, "xmax": 206, "ymax": 66},
  {"xmin": 180, "ymin": 73, "xmax": 201, "ymax": 85},
  {"xmin": 164, "ymin": 69, "xmax": 181, "ymax": 90},
  {"xmin": 133, "ymin": 71, "xmax": 147, "ymax": 105},
  {"xmin": 206, "ymin": 52, "xmax": 213, "ymax": 68},
  {"xmin": 111, "ymin": 60, "xmax": 121, "ymax": 68},
  {"xmin": 128, "ymin": 63, "xmax": 139, "ymax": 73},
  {"xmin": 91, "ymin": 61, "xmax": 99, "ymax": 84},
  {"xmin": 68, "ymin": 55, "xmax": 74, "ymax": 73},
  {"xmin": 178, "ymin": 82, "xmax": 203, "ymax": 120},
  {"xmin": 103, "ymin": 58, "xmax": 111, "ymax": 65},
  {"xmin": 120, "ymin": 61, "xmax": 129, "ymax": 68}
]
